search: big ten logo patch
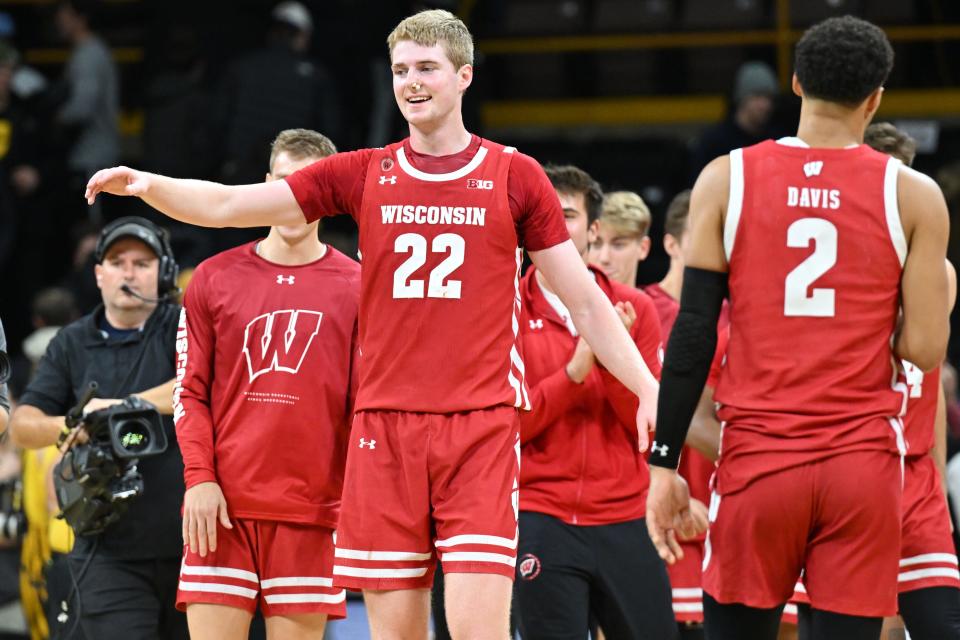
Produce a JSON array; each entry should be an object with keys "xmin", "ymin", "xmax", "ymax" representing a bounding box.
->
[
  {"xmin": 517, "ymin": 553, "xmax": 541, "ymax": 581},
  {"xmin": 467, "ymin": 179, "xmax": 494, "ymax": 190}
]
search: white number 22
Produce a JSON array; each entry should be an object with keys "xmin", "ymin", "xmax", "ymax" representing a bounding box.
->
[
  {"xmin": 784, "ymin": 218, "xmax": 837, "ymax": 317},
  {"xmin": 393, "ymin": 233, "xmax": 465, "ymax": 299}
]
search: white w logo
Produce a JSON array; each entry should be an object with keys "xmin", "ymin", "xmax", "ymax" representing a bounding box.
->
[
  {"xmin": 803, "ymin": 161, "xmax": 823, "ymax": 178},
  {"xmin": 242, "ymin": 310, "xmax": 323, "ymax": 382}
]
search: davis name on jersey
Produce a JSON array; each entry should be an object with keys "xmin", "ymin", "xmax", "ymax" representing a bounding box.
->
[{"xmin": 787, "ymin": 186, "xmax": 840, "ymax": 210}]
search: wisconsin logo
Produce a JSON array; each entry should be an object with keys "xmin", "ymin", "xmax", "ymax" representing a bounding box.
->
[
  {"xmin": 518, "ymin": 554, "xmax": 541, "ymax": 581},
  {"xmin": 243, "ymin": 310, "xmax": 323, "ymax": 382},
  {"xmin": 803, "ymin": 161, "xmax": 823, "ymax": 178}
]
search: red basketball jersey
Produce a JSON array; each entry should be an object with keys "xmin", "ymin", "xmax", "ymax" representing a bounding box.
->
[
  {"xmin": 286, "ymin": 137, "xmax": 568, "ymax": 414},
  {"xmin": 900, "ymin": 362, "xmax": 940, "ymax": 458},
  {"xmin": 714, "ymin": 138, "xmax": 906, "ymax": 495}
]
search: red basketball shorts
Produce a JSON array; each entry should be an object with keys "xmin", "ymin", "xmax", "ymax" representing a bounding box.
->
[
  {"xmin": 899, "ymin": 455, "xmax": 960, "ymax": 593},
  {"xmin": 667, "ymin": 540, "xmax": 705, "ymax": 623},
  {"xmin": 176, "ymin": 519, "xmax": 345, "ymax": 618},
  {"xmin": 703, "ymin": 449, "xmax": 902, "ymax": 617},
  {"xmin": 333, "ymin": 406, "xmax": 520, "ymax": 590}
]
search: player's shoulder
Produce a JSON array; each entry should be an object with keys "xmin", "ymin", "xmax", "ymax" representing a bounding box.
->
[
  {"xmin": 897, "ymin": 163, "xmax": 943, "ymax": 199},
  {"xmin": 896, "ymin": 163, "xmax": 949, "ymax": 233},
  {"xmin": 196, "ymin": 243, "xmax": 253, "ymax": 274},
  {"xmin": 321, "ymin": 246, "xmax": 361, "ymax": 278}
]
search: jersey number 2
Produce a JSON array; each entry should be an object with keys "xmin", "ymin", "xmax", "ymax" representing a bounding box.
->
[
  {"xmin": 393, "ymin": 232, "xmax": 465, "ymax": 299},
  {"xmin": 784, "ymin": 218, "xmax": 837, "ymax": 317}
]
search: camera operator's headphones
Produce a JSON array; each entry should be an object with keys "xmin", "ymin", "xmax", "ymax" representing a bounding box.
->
[{"xmin": 95, "ymin": 217, "xmax": 179, "ymax": 298}]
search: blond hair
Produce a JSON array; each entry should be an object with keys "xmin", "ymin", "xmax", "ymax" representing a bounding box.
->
[
  {"xmin": 387, "ymin": 9, "xmax": 474, "ymax": 70},
  {"xmin": 600, "ymin": 191, "xmax": 651, "ymax": 238},
  {"xmin": 269, "ymin": 128, "xmax": 337, "ymax": 172}
]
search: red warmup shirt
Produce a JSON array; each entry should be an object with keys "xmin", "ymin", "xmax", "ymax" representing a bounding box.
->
[
  {"xmin": 900, "ymin": 361, "xmax": 940, "ymax": 458},
  {"xmin": 518, "ymin": 265, "xmax": 662, "ymax": 525},
  {"xmin": 173, "ymin": 243, "xmax": 360, "ymax": 527},
  {"xmin": 715, "ymin": 139, "xmax": 906, "ymax": 495},
  {"xmin": 285, "ymin": 135, "xmax": 569, "ymax": 414},
  {"xmin": 645, "ymin": 282, "xmax": 727, "ymax": 506}
]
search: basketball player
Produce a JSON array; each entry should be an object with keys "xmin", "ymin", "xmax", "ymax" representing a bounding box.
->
[
  {"xmin": 85, "ymin": 10, "xmax": 660, "ymax": 639},
  {"xmin": 646, "ymin": 15, "xmax": 950, "ymax": 640},
  {"xmin": 516, "ymin": 165, "xmax": 679, "ymax": 640},
  {"xmin": 173, "ymin": 129, "xmax": 359, "ymax": 639},
  {"xmin": 589, "ymin": 190, "xmax": 652, "ymax": 287}
]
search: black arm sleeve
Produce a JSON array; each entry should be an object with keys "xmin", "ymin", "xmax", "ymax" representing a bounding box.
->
[{"xmin": 650, "ymin": 267, "xmax": 728, "ymax": 469}]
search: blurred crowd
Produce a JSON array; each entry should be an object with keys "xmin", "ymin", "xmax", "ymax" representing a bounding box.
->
[{"xmin": 0, "ymin": 3, "xmax": 959, "ymax": 638}]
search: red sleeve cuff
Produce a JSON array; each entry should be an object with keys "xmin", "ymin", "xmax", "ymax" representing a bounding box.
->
[{"xmin": 184, "ymin": 468, "xmax": 217, "ymax": 490}]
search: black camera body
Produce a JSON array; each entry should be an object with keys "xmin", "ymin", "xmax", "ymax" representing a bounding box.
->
[{"xmin": 54, "ymin": 396, "xmax": 168, "ymax": 536}]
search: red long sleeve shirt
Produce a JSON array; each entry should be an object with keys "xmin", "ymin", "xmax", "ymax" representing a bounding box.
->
[
  {"xmin": 173, "ymin": 242, "xmax": 360, "ymax": 527},
  {"xmin": 518, "ymin": 265, "xmax": 662, "ymax": 525}
]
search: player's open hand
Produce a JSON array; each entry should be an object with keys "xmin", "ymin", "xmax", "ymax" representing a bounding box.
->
[
  {"xmin": 85, "ymin": 166, "xmax": 152, "ymax": 205},
  {"xmin": 646, "ymin": 466, "xmax": 692, "ymax": 564},
  {"xmin": 183, "ymin": 481, "xmax": 233, "ymax": 557},
  {"xmin": 635, "ymin": 379, "xmax": 658, "ymax": 452}
]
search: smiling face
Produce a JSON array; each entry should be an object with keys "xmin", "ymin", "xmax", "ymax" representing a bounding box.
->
[{"xmin": 391, "ymin": 40, "xmax": 472, "ymax": 133}]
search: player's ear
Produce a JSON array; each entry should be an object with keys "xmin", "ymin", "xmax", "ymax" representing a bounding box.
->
[
  {"xmin": 588, "ymin": 220, "xmax": 599, "ymax": 244},
  {"xmin": 863, "ymin": 86, "xmax": 884, "ymax": 122},
  {"xmin": 639, "ymin": 235, "xmax": 651, "ymax": 261},
  {"xmin": 791, "ymin": 73, "xmax": 803, "ymax": 98},
  {"xmin": 457, "ymin": 64, "xmax": 473, "ymax": 93},
  {"xmin": 94, "ymin": 263, "xmax": 104, "ymax": 289}
]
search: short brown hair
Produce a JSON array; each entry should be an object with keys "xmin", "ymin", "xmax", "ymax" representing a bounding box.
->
[
  {"xmin": 543, "ymin": 164, "xmax": 603, "ymax": 223},
  {"xmin": 600, "ymin": 191, "xmax": 651, "ymax": 238},
  {"xmin": 664, "ymin": 190, "xmax": 692, "ymax": 240},
  {"xmin": 387, "ymin": 9, "xmax": 474, "ymax": 70},
  {"xmin": 269, "ymin": 128, "xmax": 337, "ymax": 172},
  {"xmin": 864, "ymin": 122, "xmax": 916, "ymax": 166}
]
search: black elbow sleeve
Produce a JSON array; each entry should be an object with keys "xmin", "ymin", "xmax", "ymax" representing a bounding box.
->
[{"xmin": 650, "ymin": 267, "xmax": 728, "ymax": 469}]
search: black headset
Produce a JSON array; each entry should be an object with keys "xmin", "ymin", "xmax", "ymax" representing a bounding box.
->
[{"xmin": 95, "ymin": 217, "xmax": 179, "ymax": 297}]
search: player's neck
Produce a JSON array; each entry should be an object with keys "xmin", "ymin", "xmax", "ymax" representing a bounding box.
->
[
  {"xmin": 257, "ymin": 232, "xmax": 327, "ymax": 266},
  {"xmin": 407, "ymin": 116, "xmax": 472, "ymax": 157},
  {"xmin": 795, "ymin": 101, "xmax": 865, "ymax": 149},
  {"xmin": 659, "ymin": 263, "xmax": 683, "ymax": 301}
]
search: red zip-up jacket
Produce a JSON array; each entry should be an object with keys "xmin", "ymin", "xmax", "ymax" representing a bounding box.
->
[{"xmin": 518, "ymin": 265, "xmax": 662, "ymax": 525}]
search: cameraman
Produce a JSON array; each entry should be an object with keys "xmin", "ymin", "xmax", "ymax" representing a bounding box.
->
[{"xmin": 9, "ymin": 217, "xmax": 187, "ymax": 639}]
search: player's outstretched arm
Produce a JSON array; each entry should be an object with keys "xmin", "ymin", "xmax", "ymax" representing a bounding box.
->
[
  {"xmin": 896, "ymin": 168, "xmax": 950, "ymax": 371},
  {"xmin": 85, "ymin": 167, "xmax": 305, "ymax": 229},
  {"xmin": 530, "ymin": 240, "xmax": 659, "ymax": 449}
]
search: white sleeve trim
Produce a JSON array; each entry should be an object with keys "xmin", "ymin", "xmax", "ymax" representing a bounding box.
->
[
  {"xmin": 723, "ymin": 148, "xmax": 745, "ymax": 262},
  {"xmin": 884, "ymin": 157, "xmax": 907, "ymax": 267}
]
